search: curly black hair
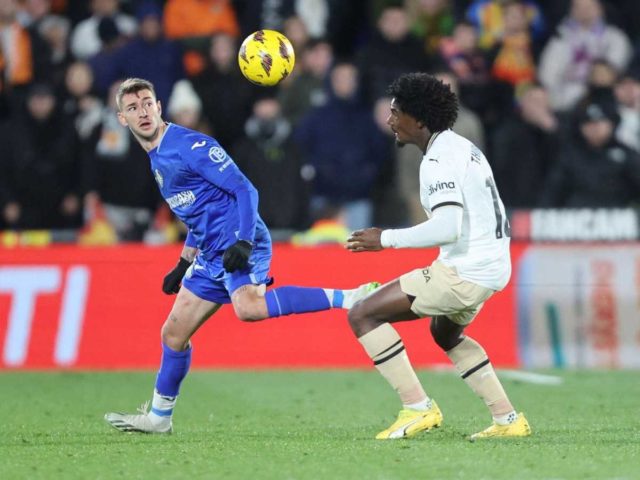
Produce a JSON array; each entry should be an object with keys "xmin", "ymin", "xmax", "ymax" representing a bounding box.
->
[{"xmin": 387, "ymin": 73, "xmax": 458, "ymax": 133}]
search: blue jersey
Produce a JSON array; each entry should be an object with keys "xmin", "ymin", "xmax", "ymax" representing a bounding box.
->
[{"xmin": 149, "ymin": 123, "xmax": 270, "ymax": 260}]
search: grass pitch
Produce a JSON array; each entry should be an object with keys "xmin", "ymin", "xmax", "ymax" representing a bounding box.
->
[{"xmin": 1, "ymin": 370, "xmax": 638, "ymax": 480}]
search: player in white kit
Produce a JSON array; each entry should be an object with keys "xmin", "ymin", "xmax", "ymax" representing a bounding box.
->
[{"xmin": 346, "ymin": 73, "xmax": 531, "ymax": 440}]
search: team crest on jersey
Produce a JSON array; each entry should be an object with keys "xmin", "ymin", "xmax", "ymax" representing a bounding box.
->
[
  {"xmin": 154, "ymin": 169, "xmax": 163, "ymax": 188},
  {"xmin": 208, "ymin": 146, "xmax": 226, "ymax": 163}
]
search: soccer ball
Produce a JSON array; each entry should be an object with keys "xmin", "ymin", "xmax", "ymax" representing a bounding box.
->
[{"xmin": 238, "ymin": 30, "xmax": 295, "ymax": 87}]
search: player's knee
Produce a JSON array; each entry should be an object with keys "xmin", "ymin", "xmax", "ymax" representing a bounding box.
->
[
  {"xmin": 348, "ymin": 301, "xmax": 374, "ymax": 337},
  {"xmin": 232, "ymin": 300, "xmax": 266, "ymax": 322},
  {"xmin": 161, "ymin": 314, "xmax": 188, "ymax": 350},
  {"xmin": 430, "ymin": 316, "xmax": 463, "ymax": 351}
]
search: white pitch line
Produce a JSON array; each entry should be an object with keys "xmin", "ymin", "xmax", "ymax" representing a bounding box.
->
[{"xmin": 498, "ymin": 370, "xmax": 564, "ymax": 385}]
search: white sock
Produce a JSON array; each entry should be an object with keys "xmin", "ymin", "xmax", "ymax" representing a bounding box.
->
[
  {"xmin": 404, "ymin": 397, "xmax": 433, "ymax": 411},
  {"xmin": 148, "ymin": 390, "xmax": 176, "ymax": 426},
  {"xmin": 340, "ymin": 283, "xmax": 379, "ymax": 309},
  {"xmin": 323, "ymin": 288, "xmax": 335, "ymax": 305},
  {"xmin": 493, "ymin": 410, "xmax": 518, "ymax": 425}
]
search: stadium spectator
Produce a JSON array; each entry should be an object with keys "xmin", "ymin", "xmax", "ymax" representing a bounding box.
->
[
  {"xmin": 110, "ymin": 1, "xmax": 184, "ymax": 105},
  {"xmin": 192, "ymin": 33, "xmax": 257, "ymax": 149},
  {"xmin": 163, "ymin": 0, "xmax": 239, "ymax": 43},
  {"xmin": 435, "ymin": 20, "xmax": 512, "ymax": 125},
  {"xmin": 356, "ymin": 6, "xmax": 430, "ymax": 105},
  {"xmin": 491, "ymin": 84, "xmax": 560, "ymax": 208},
  {"xmin": 70, "ymin": 0, "xmax": 137, "ymax": 60},
  {"xmin": 437, "ymin": 21, "xmax": 490, "ymax": 85},
  {"xmin": 576, "ymin": 59, "xmax": 618, "ymax": 108},
  {"xmin": 82, "ymin": 81, "xmax": 159, "ymax": 241},
  {"xmin": 323, "ymin": 0, "xmax": 370, "ymax": 58},
  {"xmin": 282, "ymin": 14, "xmax": 311, "ymax": 53},
  {"xmin": 0, "ymin": 0, "xmax": 34, "ymax": 92},
  {"xmin": 466, "ymin": 0, "xmax": 545, "ymax": 50},
  {"xmin": 87, "ymin": 16, "xmax": 127, "ymax": 98},
  {"xmin": 294, "ymin": 0, "xmax": 329, "ymax": 39},
  {"xmin": 394, "ymin": 143, "xmax": 429, "ymax": 226},
  {"xmin": 0, "ymin": 83, "xmax": 82, "ymax": 229},
  {"xmin": 435, "ymin": 70, "xmax": 486, "ymax": 149},
  {"xmin": 370, "ymin": 95, "xmax": 408, "ymax": 227},
  {"xmin": 234, "ymin": 2, "xmax": 326, "ymax": 51},
  {"xmin": 538, "ymin": 0, "xmax": 632, "ymax": 112},
  {"xmin": 294, "ymin": 61, "xmax": 387, "ymax": 230},
  {"xmin": 20, "ymin": 0, "xmax": 70, "ymax": 87},
  {"xmin": 290, "ymin": 202, "xmax": 349, "ymax": 245},
  {"xmin": 166, "ymin": 79, "xmax": 212, "ymax": 135},
  {"xmin": 61, "ymin": 61, "xmax": 103, "ymax": 143},
  {"xmin": 614, "ymin": 70, "xmax": 640, "ymax": 152},
  {"xmin": 231, "ymin": 96, "xmax": 310, "ymax": 230},
  {"xmin": 278, "ymin": 38, "xmax": 333, "ymax": 126},
  {"xmin": 234, "ymin": 0, "xmax": 291, "ymax": 39},
  {"xmin": 487, "ymin": 0, "xmax": 540, "ymax": 87},
  {"xmin": 0, "ymin": 72, "xmax": 10, "ymax": 121},
  {"xmin": 406, "ymin": 0, "xmax": 456, "ymax": 56},
  {"xmin": 5, "ymin": 1, "xmax": 640, "ymax": 238},
  {"xmin": 539, "ymin": 99, "xmax": 640, "ymax": 207}
]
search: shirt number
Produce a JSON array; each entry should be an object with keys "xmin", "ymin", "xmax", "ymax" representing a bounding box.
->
[{"xmin": 485, "ymin": 177, "xmax": 510, "ymax": 239}]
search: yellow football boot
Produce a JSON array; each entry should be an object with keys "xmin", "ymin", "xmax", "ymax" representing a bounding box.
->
[
  {"xmin": 375, "ymin": 401, "xmax": 443, "ymax": 440},
  {"xmin": 469, "ymin": 412, "xmax": 531, "ymax": 441}
]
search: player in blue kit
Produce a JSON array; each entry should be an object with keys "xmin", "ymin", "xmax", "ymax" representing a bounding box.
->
[{"xmin": 104, "ymin": 78, "xmax": 377, "ymax": 433}]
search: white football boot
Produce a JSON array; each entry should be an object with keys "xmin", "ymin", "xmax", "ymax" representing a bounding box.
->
[
  {"xmin": 341, "ymin": 281, "xmax": 381, "ymax": 309},
  {"xmin": 104, "ymin": 401, "xmax": 172, "ymax": 434}
]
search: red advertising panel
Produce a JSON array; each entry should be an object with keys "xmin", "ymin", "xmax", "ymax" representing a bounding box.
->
[{"xmin": 0, "ymin": 244, "xmax": 523, "ymax": 369}]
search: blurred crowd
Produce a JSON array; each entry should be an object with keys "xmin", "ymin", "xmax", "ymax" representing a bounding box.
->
[{"xmin": 1, "ymin": 0, "xmax": 640, "ymax": 244}]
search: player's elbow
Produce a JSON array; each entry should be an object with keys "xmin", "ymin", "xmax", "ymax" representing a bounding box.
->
[
  {"xmin": 445, "ymin": 224, "xmax": 462, "ymax": 243},
  {"xmin": 436, "ymin": 219, "xmax": 461, "ymax": 245}
]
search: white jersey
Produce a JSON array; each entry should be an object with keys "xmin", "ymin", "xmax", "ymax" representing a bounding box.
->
[{"xmin": 420, "ymin": 130, "xmax": 511, "ymax": 290}]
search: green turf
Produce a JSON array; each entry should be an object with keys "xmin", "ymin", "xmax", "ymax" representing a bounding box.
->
[{"xmin": 1, "ymin": 370, "xmax": 638, "ymax": 480}]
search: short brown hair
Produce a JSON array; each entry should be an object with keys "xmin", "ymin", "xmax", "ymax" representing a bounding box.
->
[{"xmin": 116, "ymin": 78, "xmax": 156, "ymax": 111}]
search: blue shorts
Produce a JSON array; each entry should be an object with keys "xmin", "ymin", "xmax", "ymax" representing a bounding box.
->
[{"xmin": 182, "ymin": 241, "xmax": 272, "ymax": 304}]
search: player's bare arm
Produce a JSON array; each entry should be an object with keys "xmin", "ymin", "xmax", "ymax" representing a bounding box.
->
[{"xmin": 181, "ymin": 245, "xmax": 197, "ymax": 262}]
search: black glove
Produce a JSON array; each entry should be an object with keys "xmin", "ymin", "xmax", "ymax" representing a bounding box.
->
[
  {"xmin": 162, "ymin": 257, "xmax": 191, "ymax": 294},
  {"xmin": 222, "ymin": 240, "xmax": 253, "ymax": 273}
]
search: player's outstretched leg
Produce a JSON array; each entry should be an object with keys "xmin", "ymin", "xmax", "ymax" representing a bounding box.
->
[
  {"xmin": 263, "ymin": 282, "xmax": 380, "ymax": 317},
  {"xmin": 338, "ymin": 281, "xmax": 381, "ymax": 309}
]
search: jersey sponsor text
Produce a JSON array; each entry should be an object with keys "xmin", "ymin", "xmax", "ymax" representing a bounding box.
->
[{"xmin": 167, "ymin": 190, "xmax": 196, "ymax": 209}]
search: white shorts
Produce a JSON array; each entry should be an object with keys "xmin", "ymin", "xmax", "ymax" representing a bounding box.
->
[{"xmin": 399, "ymin": 261, "xmax": 494, "ymax": 325}]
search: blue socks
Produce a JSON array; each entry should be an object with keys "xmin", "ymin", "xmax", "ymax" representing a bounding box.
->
[
  {"xmin": 155, "ymin": 343, "xmax": 192, "ymax": 398},
  {"xmin": 265, "ymin": 286, "xmax": 331, "ymax": 317}
]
